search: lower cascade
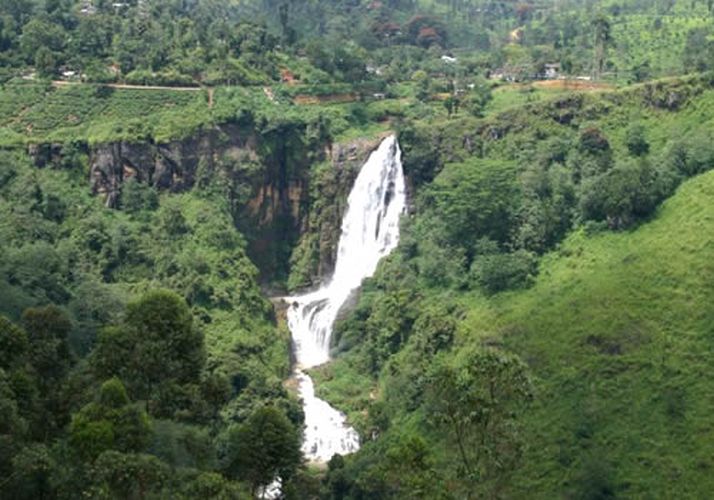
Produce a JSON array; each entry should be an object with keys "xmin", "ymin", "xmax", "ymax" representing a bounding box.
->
[{"xmin": 286, "ymin": 134, "xmax": 407, "ymax": 462}]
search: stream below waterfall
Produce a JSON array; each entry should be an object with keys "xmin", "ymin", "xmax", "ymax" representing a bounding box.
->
[{"xmin": 285, "ymin": 134, "xmax": 406, "ymax": 462}]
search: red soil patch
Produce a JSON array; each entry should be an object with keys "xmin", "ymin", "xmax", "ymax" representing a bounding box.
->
[
  {"xmin": 532, "ymin": 79, "xmax": 614, "ymax": 91},
  {"xmin": 293, "ymin": 93, "xmax": 357, "ymax": 105}
]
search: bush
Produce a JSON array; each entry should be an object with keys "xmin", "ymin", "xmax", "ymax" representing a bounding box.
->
[
  {"xmin": 120, "ymin": 177, "xmax": 158, "ymax": 214},
  {"xmin": 471, "ymin": 249, "xmax": 537, "ymax": 294},
  {"xmin": 578, "ymin": 159, "xmax": 674, "ymax": 228},
  {"xmin": 666, "ymin": 131, "xmax": 714, "ymax": 176},
  {"xmin": 220, "ymin": 406, "xmax": 301, "ymax": 493},
  {"xmin": 579, "ymin": 127, "xmax": 611, "ymax": 155},
  {"xmin": 124, "ymin": 69, "xmax": 196, "ymax": 87},
  {"xmin": 625, "ymin": 123, "xmax": 649, "ymax": 156},
  {"xmin": 426, "ymin": 158, "xmax": 520, "ymax": 250}
]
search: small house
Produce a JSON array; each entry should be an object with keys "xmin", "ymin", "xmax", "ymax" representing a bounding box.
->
[
  {"xmin": 489, "ymin": 67, "xmax": 517, "ymax": 82},
  {"xmin": 543, "ymin": 63, "xmax": 561, "ymax": 79}
]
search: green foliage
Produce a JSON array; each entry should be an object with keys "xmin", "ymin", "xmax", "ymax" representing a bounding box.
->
[
  {"xmin": 579, "ymin": 159, "xmax": 671, "ymax": 228},
  {"xmin": 471, "ymin": 249, "xmax": 538, "ymax": 294},
  {"xmin": 1, "ymin": 0, "xmax": 714, "ymax": 495},
  {"xmin": 0, "ymin": 133, "xmax": 297, "ymax": 493},
  {"xmin": 69, "ymin": 378, "xmax": 151, "ymax": 460},
  {"xmin": 463, "ymin": 78, "xmax": 493, "ymax": 117},
  {"xmin": 0, "ymin": 368, "xmax": 30, "ymax": 477},
  {"xmin": 0, "ymin": 315, "xmax": 29, "ymax": 368},
  {"xmin": 425, "ymin": 158, "xmax": 520, "ymax": 250},
  {"xmin": 149, "ymin": 419, "xmax": 216, "ymax": 470},
  {"xmin": 221, "ymin": 405, "xmax": 301, "ymax": 494},
  {"xmin": 9, "ymin": 443, "xmax": 54, "ymax": 499},
  {"xmin": 21, "ymin": 305, "xmax": 73, "ymax": 386},
  {"xmin": 92, "ymin": 290, "xmax": 206, "ymax": 416},
  {"xmin": 625, "ymin": 123, "xmax": 650, "ymax": 156},
  {"xmin": 90, "ymin": 451, "xmax": 169, "ymax": 498},
  {"xmin": 683, "ymin": 26, "xmax": 714, "ymax": 72},
  {"xmin": 170, "ymin": 470, "xmax": 248, "ymax": 498},
  {"xmin": 425, "ymin": 348, "xmax": 533, "ymax": 496},
  {"xmin": 314, "ymin": 77, "xmax": 714, "ymax": 499},
  {"xmin": 663, "ymin": 128, "xmax": 714, "ymax": 176},
  {"xmin": 119, "ymin": 177, "xmax": 158, "ymax": 213},
  {"xmin": 0, "ymin": 83, "xmax": 208, "ymax": 145}
]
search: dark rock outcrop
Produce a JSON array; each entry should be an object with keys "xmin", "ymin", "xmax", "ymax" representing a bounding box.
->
[
  {"xmin": 28, "ymin": 143, "xmax": 67, "ymax": 168},
  {"xmin": 87, "ymin": 124, "xmax": 257, "ymax": 207},
  {"xmin": 80, "ymin": 123, "xmax": 319, "ymax": 281}
]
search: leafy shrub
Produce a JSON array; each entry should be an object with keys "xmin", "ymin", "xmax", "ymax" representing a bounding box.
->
[
  {"xmin": 124, "ymin": 69, "xmax": 196, "ymax": 87},
  {"xmin": 120, "ymin": 177, "xmax": 159, "ymax": 214},
  {"xmin": 426, "ymin": 158, "xmax": 520, "ymax": 251},
  {"xmin": 471, "ymin": 249, "xmax": 538, "ymax": 294},
  {"xmin": 625, "ymin": 123, "xmax": 650, "ymax": 156},
  {"xmin": 663, "ymin": 131, "xmax": 714, "ymax": 176}
]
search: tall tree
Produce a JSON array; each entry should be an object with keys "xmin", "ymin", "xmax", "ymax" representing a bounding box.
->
[
  {"xmin": 69, "ymin": 377, "xmax": 151, "ymax": 461},
  {"xmin": 592, "ymin": 14, "xmax": 612, "ymax": 79},
  {"xmin": 91, "ymin": 290, "xmax": 205, "ymax": 416},
  {"xmin": 425, "ymin": 348, "xmax": 534, "ymax": 498},
  {"xmin": 21, "ymin": 305, "xmax": 73, "ymax": 387},
  {"xmin": 221, "ymin": 406, "xmax": 301, "ymax": 495}
]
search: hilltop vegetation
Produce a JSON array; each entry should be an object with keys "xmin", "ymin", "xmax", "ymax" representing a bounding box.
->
[{"xmin": 1, "ymin": 0, "xmax": 713, "ymax": 90}]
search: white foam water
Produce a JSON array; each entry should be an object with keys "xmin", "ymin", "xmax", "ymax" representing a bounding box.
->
[{"xmin": 286, "ymin": 134, "xmax": 406, "ymax": 462}]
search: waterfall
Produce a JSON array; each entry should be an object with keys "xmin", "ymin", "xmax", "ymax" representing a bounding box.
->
[{"xmin": 286, "ymin": 134, "xmax": 406, "ymax": 462}]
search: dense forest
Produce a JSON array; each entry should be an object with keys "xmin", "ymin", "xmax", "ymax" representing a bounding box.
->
[
  {"xmin": 2, "ymin": 0, "xmax": 714, "ymax": 85},
  {"xmin": 1, "ymin": 0, "xmax": 714, "ymax": 497}
]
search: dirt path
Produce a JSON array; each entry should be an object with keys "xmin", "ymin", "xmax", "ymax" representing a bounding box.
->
[
  {"xmin": 293, "ymin": 93, "xmax": 357, "ymax": 105},
  {"xmin": 496, "ymin": 80, "xmax": 615, "ymax": 93},
  {"xmin": 51, "ymin": 80, "xmax": 203, "ymax": 91}
]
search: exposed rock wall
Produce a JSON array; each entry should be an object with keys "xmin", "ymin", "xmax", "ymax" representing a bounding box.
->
[
  {"xmin": 27, "ymin": 126, "xmax": 392, "ymax": 287},
  {"xmin": 27, "ymin": 123, "xmax": 319, "ymax": 282},
  {"xmin": 86, "ymin": 124, "xmax": 257, "ymax": 207}
]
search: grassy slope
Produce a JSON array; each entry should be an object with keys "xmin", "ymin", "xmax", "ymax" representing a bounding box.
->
[
  {"xmin": 0, "ymin": 82, "xmax": 212, "ymax": 144},
  {"xmin": 611, "ymin": 13, "xmax": 711, "ymax": 76},
  {"xmin": 458, "ymin": 170, "xmax": 714, "ymax": 496}
]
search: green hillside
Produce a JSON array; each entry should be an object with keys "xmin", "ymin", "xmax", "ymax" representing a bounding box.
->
[
  {"xmin": 0, "ymin": 82, "xmax": 227, "ymax": 145},
  {"xmin": 470, "ymin": 170, "xmax": 714, "ymax": 496},
  {"xmin": 316, "ymin": 162, "xmax": 714, "ymax": 499},
  {"xmin": 311, "ymin": 76, "xmax": 714, "ymax": 498}
]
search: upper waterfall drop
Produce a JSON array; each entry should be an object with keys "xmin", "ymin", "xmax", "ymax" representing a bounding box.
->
[
  {"xmin": 289, "ymin": 134, "xmax": 406, "ymax": 370},
  {"xmin": 286, "ymin": 134, "xmax": 406, "ymax": 462}
]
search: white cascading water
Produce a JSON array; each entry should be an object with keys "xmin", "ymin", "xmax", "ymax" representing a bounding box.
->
[{"xmin": 286, "ymin": 134, "xmax": 406, "ymax": 462}]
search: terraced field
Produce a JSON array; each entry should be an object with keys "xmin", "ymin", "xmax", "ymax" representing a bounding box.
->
[{"xmin": 0, "ymin": 81, "xmax": 210, "ymax": 145}]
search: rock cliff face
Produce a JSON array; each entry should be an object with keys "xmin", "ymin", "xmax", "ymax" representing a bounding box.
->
[
  {"xmin": 81, "ymin": 124, "xmax": 317, "ymax": 281},
  {"xmin": 27, "ymin": 126, "xmax": 390, "ymax": 286},
  {"xmin": 86, "ymin": 124, "xmax": 258, "ymax": 208}
]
